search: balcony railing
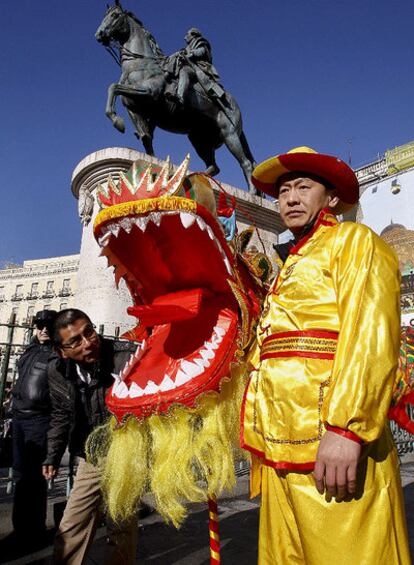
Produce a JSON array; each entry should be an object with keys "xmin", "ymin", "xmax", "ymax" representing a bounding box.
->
[
  {"xmin": 26, "ymin": 292, "xmax": 39, "ymax": 300},
  {"xmin": 11, "ymin": 293, "xmax": 24, "ymax": 301},
  {"xmin": 58, "ymin": 288, "xmax": 72, "ymax": 297},
  {"xmin": 42, "ymin": 291, "xmax": 55, "ymax": 299}
]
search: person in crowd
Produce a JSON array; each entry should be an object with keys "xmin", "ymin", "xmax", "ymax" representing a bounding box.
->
[
  {"xmin": 241, "ymin": 146, "xmax": 411, "ymax": 564},
  {"xmin": 42, "ymin": 308, "xmax": 139, "ymax": 564},
  {"xmin": 11, "ymin": 309, "xmax": 57, "ymax": 546}
]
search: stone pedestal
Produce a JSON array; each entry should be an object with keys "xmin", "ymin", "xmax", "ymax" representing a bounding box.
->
[{"xmin": 71, "ymin": 147, "xmax": 282, "ymax": 335}]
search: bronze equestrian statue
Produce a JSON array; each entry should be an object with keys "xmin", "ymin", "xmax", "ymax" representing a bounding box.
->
[{"xmin": 95, "ymin": 2, "xmax": 257, "ymax": 192}]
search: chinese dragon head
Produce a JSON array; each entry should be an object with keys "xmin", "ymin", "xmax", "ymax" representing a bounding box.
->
[{"xmin": 87, "ymin": 156, "xmax": 270, "ymax": 526}]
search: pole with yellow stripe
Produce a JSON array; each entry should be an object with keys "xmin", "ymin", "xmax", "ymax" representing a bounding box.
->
[{"xmin": 208, "ymin": 495, "xmax": 221, "ymax": 564}]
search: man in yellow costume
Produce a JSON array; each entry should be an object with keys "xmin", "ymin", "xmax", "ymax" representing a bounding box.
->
[{"xmin": 241, "ymin": 146, "xmax": 411, "ymax": 564}]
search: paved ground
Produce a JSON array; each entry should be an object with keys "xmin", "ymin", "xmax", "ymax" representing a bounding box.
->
[{"xmin": 1, "ymin": 456, "xmax": 414, "ymax": 564}]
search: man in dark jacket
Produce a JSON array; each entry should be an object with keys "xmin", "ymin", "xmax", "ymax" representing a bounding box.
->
[
  {"xmin": 42, "ymin": 308, "xmax": 138, "ymax": 564},
  {"xmin": 11, "ymin": 309, "xmax": 57, "ymax": 544}
]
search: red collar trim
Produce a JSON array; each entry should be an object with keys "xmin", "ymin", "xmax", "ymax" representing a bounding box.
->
[{"xmin": 289, "ymin": 208, "xmax": 337, "ymax": 255}]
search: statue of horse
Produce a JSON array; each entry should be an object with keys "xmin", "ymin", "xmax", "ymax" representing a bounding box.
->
[{"xmin": 95, "ymin": 1, "xmax": 257, "ymax": 193}]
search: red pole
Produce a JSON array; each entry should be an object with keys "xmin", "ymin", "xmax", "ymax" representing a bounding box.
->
[{"xmin": 208, "ymin": 495, "xmax": 220, "ymax": 564}]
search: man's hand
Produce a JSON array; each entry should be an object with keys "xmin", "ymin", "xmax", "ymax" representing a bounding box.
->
[
  {"xmin": 314, "ymin": 431, "xmax": 361, "ymax": 499},
  {"xmin": 42, "ymin": 465, "xmax": 57, "ymax": 480}
]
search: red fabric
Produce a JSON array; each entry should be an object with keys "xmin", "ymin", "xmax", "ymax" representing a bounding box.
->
[
  {"xmin": 242, "ymin": 440, "xmax": 316, "ymax": 471},
  {"xmin": 127, "ymin": 288, "xmax": 205, "ymax": 326},
  {"xmin": 260, "ymin": 350, "xmax": 335, "ymax": 361},
  {"xmin": 121, "ymin": 326, "xmax": 148, "ymax": 341},
  {"xmin": 262, "ymin": 329, "xmax": 339, "ymax": 344},
  {"xmin": 324, "ymin": 424, "xmax": 362, "ymax": 444},
  {"xmin": 388, "ymin": 392, "xmax": 414, "ymax": 435}
]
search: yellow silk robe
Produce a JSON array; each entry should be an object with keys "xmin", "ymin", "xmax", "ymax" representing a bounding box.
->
[{"xmin": 241, "ymin": 208, "xmax": 410, "ymax": 564}]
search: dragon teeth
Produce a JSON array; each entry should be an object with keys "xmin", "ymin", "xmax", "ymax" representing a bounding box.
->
[
  {"xmin": 205, "ymin": 340, "xmax": 219, "ymax": 351},
  {"xmin": 113, "ymin": 380, "xmax": 129, "ymax": 398},
  {"xmin": 206, "ymin": 226, "xmax": 214, "ymax": 240},
  {"xmin": 98, "ymin": 232, "xmax": 112, "ymax": 247},
  {"xmin": 200, "ymin": 348, "xmax": 215, "ymax": 362},
  {"xmin": 214, "ymin": 326, "xmax": 226, "ymax": 337},
  {"xmin": 196, "ymin": 217, "xmax": 206, "ymax": 231},
  {"xmin": 193, "ymin": 356, "xmax": 210, "ymax": 369},
  {"xmin": 181, "ymin": 360, "xmax": 203, "ymax": 378},
  {"xmin": 159, "ymin": 375, "xmax": 176, "ymax": 391},
  {"xmin": 135, "ymin": 217, "xmax": 149, "ymax": 232},
  {"xmin": 180, "ymin": 212, "xmax": 196, "ymax": 229},
  {"xmin": 143, "ymin": 380, "xmax": 159, "ymax": 394},
  {"xmin": 129, "ymin": 382, "xmax": 145, "ymax": 398},
  {"xmin": 174, "ymin": 369, "xmax": 191, "ymax": 386},
  {"xmin": 119, "ymin": 217, "xmax": 133, "ymax": 234},
  {"xmin": 109, "ymin": 224, "xmax": 121, "ymax": 238},
  {"xmin": 149, "ymin": 212, "xmax": 162, "ymax": 227}
]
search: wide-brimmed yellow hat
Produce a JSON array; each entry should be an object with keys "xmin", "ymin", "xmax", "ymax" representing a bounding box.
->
[{"xmin": 252, "ymin": 146, "xmax": 359, "ymax": 214}]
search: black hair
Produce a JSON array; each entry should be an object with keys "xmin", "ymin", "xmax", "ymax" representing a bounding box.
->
[
  {"xmin": 276, "ymin": 171, "xmax": 335, "ymax": 193},
  {"xmin": 52, "ymin": 308, "xmax": 92, "ymax": 346}
]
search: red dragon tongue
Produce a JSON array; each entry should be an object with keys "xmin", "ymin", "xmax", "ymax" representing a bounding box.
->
[{"xmin": 127, "ymin": 288, "xmax": 208, "ymax": 327}]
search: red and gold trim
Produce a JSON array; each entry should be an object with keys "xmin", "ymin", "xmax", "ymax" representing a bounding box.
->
[
  {"xmin": 260, "ymin": 329, "xmax": 339, "ymax": 361},
  {"xmin": 289, "ymin": 208, "xmax": 337, "ymax": 255},
  {"xmin": 208, "ymin": 495, "xmax": 221, "ymax": 564},
  {"xmin": 324, "ymin": 424, "xmax": 362, "ymax": 444}
]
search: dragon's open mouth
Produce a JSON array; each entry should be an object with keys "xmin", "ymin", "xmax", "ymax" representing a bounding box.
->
[{"xmin": 94, "ymin": 197, "xmax": 240, "ymax": 420}]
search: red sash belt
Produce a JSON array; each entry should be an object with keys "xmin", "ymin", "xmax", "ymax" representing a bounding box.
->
[{"xmin": 260, "ymin": 330, "xmax": 339, "ymax": 361}]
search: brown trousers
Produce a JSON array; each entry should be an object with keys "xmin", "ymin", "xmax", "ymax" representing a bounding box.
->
[{"xmin": 54, "ymin": 459, "xmax": 138, "ymax": 564}]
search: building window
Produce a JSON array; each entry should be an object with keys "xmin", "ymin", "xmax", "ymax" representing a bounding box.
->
[
  {"xmin": 60, "ymin": 279, "xmax": 71, "ymax": 297},
  {"xmin": 44, "ymin": 304, "xmax": 51, "ymax": 311},
  {"xmin": 60, "ymin": 302, "xmax": 68, "ymax": 311},
  {"xmin": 12, "ymin": 285, "xmax": 23, "ymax": 301},
  {"xmin": 0, "ymin": 286, "xmax": 4, "ymax": 301},
  {"xmin": 44, "ymin": 281, "xmax": 54, "ymax": 298},
  {"xmin": 27, "ymin": 306, "xmax": 35, "ymax": 323},
  {"xmin": 29, "ymin": 282, "xmax": 38, "ymax": 299},
  {"xmin": 11, "ymin": 307, "xmax": 18, "ymax": 322},
  {"xmin": 372, "ymin": 185, "xmax": 377, "ymax": 194}
]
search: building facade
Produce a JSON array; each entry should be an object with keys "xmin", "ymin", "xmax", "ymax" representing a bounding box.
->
[
  {"xmin": 355, "ymin": 140, "xmax": 414, "ymax": 326},
  {"xmin": 0, "ymin": 255, "xmax": 79, "ymax": 382}
]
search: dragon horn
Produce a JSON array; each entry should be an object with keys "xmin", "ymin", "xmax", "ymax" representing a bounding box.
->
[{"xmin": 163, "ymin": 154, "xmax": 190, "ymax": 197}]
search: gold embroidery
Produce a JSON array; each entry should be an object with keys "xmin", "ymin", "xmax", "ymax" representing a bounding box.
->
[
  {"xmin": 252, "ymin": 377, "xmax": 331, "ymax": 445},
  {"xmin": 261, "ymin": 335, "xmax": 338, "ymax": 357}
]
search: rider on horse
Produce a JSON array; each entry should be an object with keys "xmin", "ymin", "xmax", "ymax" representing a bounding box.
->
[{"xmin": 164, "ymin": 28, "xmax": 225, "ymax": 106}]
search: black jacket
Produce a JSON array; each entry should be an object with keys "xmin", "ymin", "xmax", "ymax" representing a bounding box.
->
[
  {"xmin": 12, "ymin": 338, "xmax": 53, "ymax": 419},
  {"xmin": 44, "ymin": 338, "xmax": 137, "ymax": 468}
]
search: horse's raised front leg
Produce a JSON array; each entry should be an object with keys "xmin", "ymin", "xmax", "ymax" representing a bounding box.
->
[
  {"xmin": 106, "ymin": 83, "xmax": 125, "ymax": 133},
  {"xmin": 105, "ymin": 82, "xmax": 150, "ymax": 133}
]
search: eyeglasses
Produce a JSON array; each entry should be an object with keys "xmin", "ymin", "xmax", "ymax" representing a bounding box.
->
[{"xmin": 61, "ymin": 324, "xmax": 99, "ymax": 350}]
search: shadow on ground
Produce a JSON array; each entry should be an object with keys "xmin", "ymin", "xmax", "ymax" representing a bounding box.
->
[{"xmin": 106, "ymin": 504, "xmax": 258, "ymax": 565}]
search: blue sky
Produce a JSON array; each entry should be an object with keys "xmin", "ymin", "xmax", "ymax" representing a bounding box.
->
[{"xmin": 2, "ymin": 0, "xmax": 414, "ymax": 263}]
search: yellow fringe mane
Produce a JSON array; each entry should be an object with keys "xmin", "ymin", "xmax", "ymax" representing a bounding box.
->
[{"xmin": 86, "ymin": 363, "xmax": 248, "ymax": 528}]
